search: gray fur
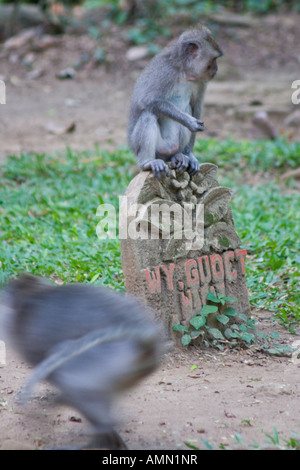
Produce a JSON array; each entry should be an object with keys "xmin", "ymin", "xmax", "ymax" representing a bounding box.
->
[
  {"xmin": 128, "ymin": 27, "xmax": 223, "ymax": 179},
  {"xmin": 0, "ymin": 273, "xmax": 165, "ymax": 449}
]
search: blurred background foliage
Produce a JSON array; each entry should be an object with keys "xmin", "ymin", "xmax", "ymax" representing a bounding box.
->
[
  {"xmin": 1, "ymin": 0, "xmax": 299, "ymax": 45},
  {"xmin": 2, "ymin": 0, "xmax": 300, "ymax": 19}
]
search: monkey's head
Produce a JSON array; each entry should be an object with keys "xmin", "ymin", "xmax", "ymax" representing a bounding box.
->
[
  {"xmin": 0, "ymin": 274, "xmax": 52, "ymax": 340},
  {"xmin": 175, "ymin": 27, "xmax": 223, "ymax": 83}
]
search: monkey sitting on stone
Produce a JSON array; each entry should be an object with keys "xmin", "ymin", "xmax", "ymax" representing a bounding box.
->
[
  {"xmin": 128, "ymin": 27, "xmax": 223, "ymax": 179},
  {"xmin": 0, "ymin": 273, "xmax": 165, "ymax": 450}
]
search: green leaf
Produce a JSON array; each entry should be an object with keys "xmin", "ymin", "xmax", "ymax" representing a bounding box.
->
[
  {"xmin": 181, "ymin": 334, "xmax": 192, "ymax": 346},
  {"xmin": 90, "ymin": 273, "xmax": 100, "ymax": 283},
  {"xmin": 229, "ymin": 331, "xmax": 241, "ymax": 338},
  {"xmin": 223, "ymin": 307, "xmax": 238, "ymax": 317},
  {"xmin": 216, "ymin": 314, "xmax": 230, "ymax": 325},
  {"xmin": 185, "ymin": 441, "xmax": 200, "ymax": 450},
  {"xmin": 190, "ymin": 330, "xmax": 203, "ymax": 339},
  {"xmin": 224, "ymin": 327, "xmax": 241, "ymax": 340},
  {"xmin": 200, "ymin": 438, "xmax": 214, "ymax": 450},
  {"xmin": 173, "ymin": 324, "xmax": 189, "ymax": 333},
  {"xmin": 267, "ymin": 348, "xmax": 282, "ymax": 355},
  {"xmin": 246, "ymin": 318, "xmax": 257, "ymax": 329},
  {"xmin": 190, "ymin": 315, "xmax": 206, "ymax": 330},
  {"xmin": 238, "ymin": 313, "xmax": 249, "ymax": 322},
  {"xmin": 206, "ymin": 327, "xmax": 225, "ymax": 340},
  {"xmin": 224, "ymin": 328, "xmax": 233, "ymax": 339},
  {"xmin": 200, "ymin": 305, "xmax": 218, "ymax": 315},
  {"xmin": 256, "ymin": 332, "xmax": 268, "ymax": 340},
  {"xmin": 207, "ymin": 292, "xmax": 221, "ymax": 303},
  {"xmin": 269, "ymin": 331, "xmax": 280, "ymax": 339},
  {"xmin": 240, "ymin": 332, "xmax": 255, "ymax": 343},
  {"xmin": 221, "ymin": 296, "xmax": 237, "ymax": 303}
]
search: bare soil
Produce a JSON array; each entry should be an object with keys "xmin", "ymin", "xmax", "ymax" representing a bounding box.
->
[{"xmin": 0, "ymin": 12, "xmax": 299, "ymax": 451}]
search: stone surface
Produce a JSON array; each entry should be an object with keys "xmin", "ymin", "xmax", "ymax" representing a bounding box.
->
[{"xmin": 120, "ymin": 163, "xmax": 250, "ymax": 341}]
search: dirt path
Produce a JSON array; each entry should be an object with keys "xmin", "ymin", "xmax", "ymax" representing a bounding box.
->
[
  {"xmin": 1, "ymin": 13, "xmax": 299, "ymax": 159},
  {"xmin": 0, "ymin": 13, "xmax": 299, "ymax": 451},
  {"xmin": 1, "ymin": 312, "xmax": 299, "ymax": 450}
]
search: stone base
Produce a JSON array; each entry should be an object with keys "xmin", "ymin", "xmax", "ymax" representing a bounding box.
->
[{"xmin": 120, "ymin": 164, "xmax": 250, "ymax": 340}]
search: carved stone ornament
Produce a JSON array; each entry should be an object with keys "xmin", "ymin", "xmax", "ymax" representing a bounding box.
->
[{"xmin": 120, "ymin": 163, "xmax": 250, "ymax": 340}]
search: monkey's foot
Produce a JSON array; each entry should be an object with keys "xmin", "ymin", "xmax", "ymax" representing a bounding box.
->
[
  {"xmin": 44, "ymin": 431, "xmax": 128, "ymax": 451},
  {"xmin": 142, "ymin": 159, "xmax": 170, "ymax": 179},
  {"xmin": 186, "ymin": 155, "xmax": 200, "ymax": 176},
  {"xmin": 85, "ymin": 431, "xmax": 128, "ymax": 450},
  {"xmin": 170, "ymin": 153, "xmax": 189, "ymax": 173}
]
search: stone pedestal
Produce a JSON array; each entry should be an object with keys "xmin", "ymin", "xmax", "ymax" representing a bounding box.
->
[{"xmin": 120, "ymin": 164, "xmax": 250, "ymax": 340}]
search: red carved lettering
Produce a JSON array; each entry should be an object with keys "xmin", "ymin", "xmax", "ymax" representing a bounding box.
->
[
  {"xmin": 215, "ymin": 283, "xmax": 225, "ymax": 297},
  {"xmin": 161, "ymin": 263, "xmax": 175, "ymax": 291},
  {"xmin": 181, "ymin": 290, "xmax": 192, "ymax": 308},
  {"xmin": 209, "ymin": 285, "xmax": 217, "ymax": 296},
  {"xmin": 223, "ymin": 250, "xmax": 237, "ymax": 281},
  {"xmin": 210, "ymin": 254, "xmax": 224, "ymax": 281},
  {"xmin": 235, "ymin": 249, "xmax": 247, "ymax": 275},
  {"xmin": 185, "ymin": 259, "xmax": 199, "ymax": 285},
  {"xmin": 177, "ymin": 281, "xmax": 192, "ymax": 318},
  {"xmin": 144, "ymin": 267, "xmax": 161, "ymax": 293},
  {"xmin": 197, "ymin": 256, "xmax": 211, "ymax": 285}
]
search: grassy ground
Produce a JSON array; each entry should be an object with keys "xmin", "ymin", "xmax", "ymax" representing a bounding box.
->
[{"xmin": 0, "ymin": 138, "xmax": 299, "ymax": 333}]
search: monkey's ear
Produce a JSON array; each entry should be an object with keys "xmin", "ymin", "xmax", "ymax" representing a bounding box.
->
[{"xmin": 184, "ymin": 42, "xmax": 200, "ymax": 58}]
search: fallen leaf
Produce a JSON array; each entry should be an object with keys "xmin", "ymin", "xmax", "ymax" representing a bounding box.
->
[
  {"xmin": 3, "ymin": 28, "xmax": 36, "ymax": 50},
  {"xmin": 56, "ymin": 67, "xmax": 76, "ymax": 79},
  {"xmin": 69, "ymin": 415, "xmax": 82, "ymax": 423},
  {"xmin": 45, "ymin": 121, "xmax": 76, "ymax": 135},
  {"xmin": 224, "ymin": 410, "xmax": 236, "ymax": 418},
  {"xmin": 27, "ymin": 69, "xmax": 45, "ymax": 80},
  {"xmin": 126, "ymin": 46, "xmax": 149, "ymax": 61}
]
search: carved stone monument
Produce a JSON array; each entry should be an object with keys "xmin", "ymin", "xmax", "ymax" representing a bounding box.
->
[{"xmin": 120, "ymin": 163, "xmax": 250, "ymax": 341}]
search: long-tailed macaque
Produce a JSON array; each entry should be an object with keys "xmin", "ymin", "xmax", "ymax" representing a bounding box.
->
[
  {"xmin": 0, "ymin": 274, "xmax": 164, "ymax": 450},
  {"xmin": 128, "ymin": 27, "xmax": 223, "ymax": 179}
]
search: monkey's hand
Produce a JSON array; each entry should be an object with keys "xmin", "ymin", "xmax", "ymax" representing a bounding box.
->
[
  {"xmin": 187, "ymin": 154, "xmax": 200, "ymax": 176},
  {"xmin": 188, "ymin": 118, "xmax": 205, "ymax": 133},
  {"xmin": 170, "ymin": 153, "xmax": 189, "ymax": 173},
  {"xmin": 142, "ymin": 159, "xmax": 170, "ymax": 179}
]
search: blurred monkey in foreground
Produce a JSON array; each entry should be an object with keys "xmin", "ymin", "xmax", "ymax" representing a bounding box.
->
[
  {"xmin": 0, "ymin": 274, "xmax": 165, "ymax": 449},
  {"xmin": 128, "ymin": 27, "xmax": 223, "ymax": 179}
]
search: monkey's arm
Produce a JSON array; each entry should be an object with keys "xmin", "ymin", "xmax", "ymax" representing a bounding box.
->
[
  {"xmin": 181, "ymin": 98, "xmax": 204, "ymax": 175},
  {"xmin": 149, "ymin": 100, "xmax": 205, "ymax": 132},
  {"xmin": 18, "ymin": 327, "xmax": 128, "ymax": 403},
  {"xmin": 19, "ymin": 324, "xmax": 160, "ymax": 403}
]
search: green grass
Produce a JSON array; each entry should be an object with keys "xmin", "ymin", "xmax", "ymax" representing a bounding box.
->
[
  {"xmin": 195, "ymin": 138, "xmax": 300, "ymax": 333},
  {"xmin": 0, "ymin": 138, "xmax": 299, "ymax": 332},
  {"xmin": 0, "ymin": 147, "xmax": 135, "ymax": 289},
  {"xmin": 185, "ymin": 425, "xmax": 300, "ymax": 450}
]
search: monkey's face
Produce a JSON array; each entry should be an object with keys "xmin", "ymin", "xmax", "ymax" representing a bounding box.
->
[
  {"xmin": 182, "ymin": 32, "xmax": 223, "ymax": 83},
  {"xmin": 206, "ymin": 56, "xmax": 219, "ymax": 80}
]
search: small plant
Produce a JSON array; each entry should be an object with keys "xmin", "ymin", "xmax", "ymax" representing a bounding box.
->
[
  {"xmin": 173, "ymin": 292, "xmax": 295, "ymax": 356},
  {"xmin": 173, "ymin": 292, "xmax": 256, "ymax": 349},
  {"xmin": 185, "ymin": 426, "xmax": 300, "ymax": 450}
]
